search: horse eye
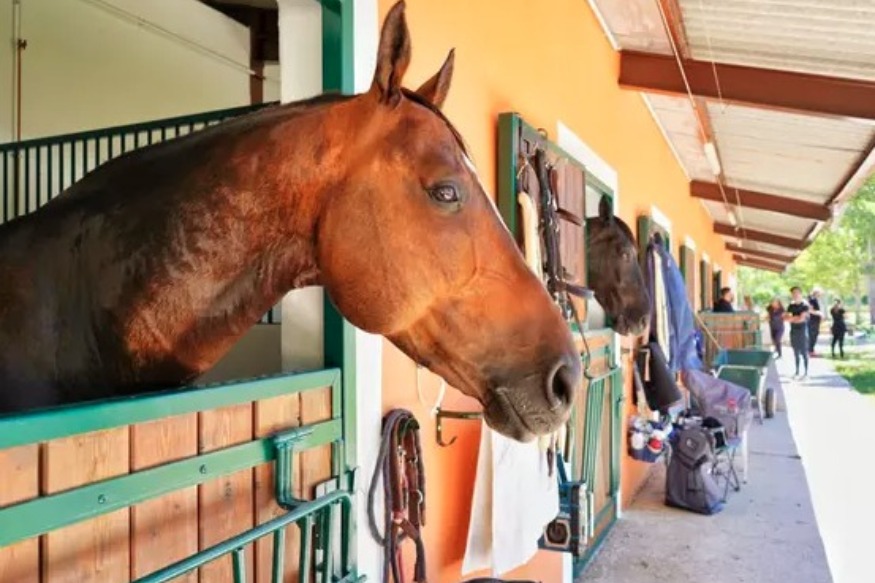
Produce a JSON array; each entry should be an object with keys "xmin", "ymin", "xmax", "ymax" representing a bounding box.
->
[{"xmin": 428, "ymin": 184, "xmax": 459, "ymax": 204}]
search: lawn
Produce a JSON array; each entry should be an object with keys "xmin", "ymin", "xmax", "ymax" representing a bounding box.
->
[{"xmin": 834, "ymin": 346, "xmax": 875, "ymax": 395}]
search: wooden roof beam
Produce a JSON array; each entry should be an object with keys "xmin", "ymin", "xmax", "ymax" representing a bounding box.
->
[
  {"xmin": 619, "ymin": 51, "xmax": 875, "ymax": 120},
  {"xmin": 692, "ymin": 181, "xmax": 832, "ymax": 221},
  {"xmin": 734, "ymin": 256, "xmax": 786, "ymax": 273},
  {"xmin": 714, "ymin": 222, "xmax": 808, "ymax": 250},
  {"xmin": 725, "ymin": 243, "xmax": 796, "ymax": 264}
]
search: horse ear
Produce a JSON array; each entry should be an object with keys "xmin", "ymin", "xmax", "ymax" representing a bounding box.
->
[
  {"xmin": 598, "ymin": 195, "xmax": 614, "ymax": 223},
  {"xmin": 370, "ymin": 1, "xmax": 411, "ymax": 107},
  {"xmin": 415, "ymin": 49, "xmax": 455, "ymax": 109}
]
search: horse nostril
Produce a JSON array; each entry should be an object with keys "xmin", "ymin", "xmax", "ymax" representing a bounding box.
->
[{"xmin": 546, "ymin": 358, "xmax": 579, "ymax": 410}]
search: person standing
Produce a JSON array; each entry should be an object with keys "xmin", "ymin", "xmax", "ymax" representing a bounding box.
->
[
  {"xmin": 766, "ymin": 298, "xmax": 785, "ymax": 359},
  {"xmin": 713, "ymin": 287, "xmax": 735, "ymax": 313},
  {"xmin": 808, "ymin": 287, "xmax": 824, "ymax": 356},
  {"xmin": 786, "ymin": 286, "xmax": 810, "ymax": 380},
  {"xmin": 830, "ymin": 299, "xmax": 847, "ymax": 359}
]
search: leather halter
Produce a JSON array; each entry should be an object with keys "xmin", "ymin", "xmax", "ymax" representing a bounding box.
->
[{"xmin": 368, "ymin": 409, "xmax": 427, "ymax": 583}]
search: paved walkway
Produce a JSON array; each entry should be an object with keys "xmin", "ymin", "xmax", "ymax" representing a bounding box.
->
[
  {"xmin": 580, "ymin": 356, "xmax": 839, "ymax": 583},
  {"xmin": 778, "ymin": 351, "xmax": 875, "ymax": 583}
]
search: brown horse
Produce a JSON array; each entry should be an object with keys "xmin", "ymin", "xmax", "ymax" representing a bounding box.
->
[
  {"xmin": 587, "ymin": 196, "xmax": 650, "ymax": 335},
  {"xmin": 0, "ymin": 1, "xmax": 583, "ymax": 441}
]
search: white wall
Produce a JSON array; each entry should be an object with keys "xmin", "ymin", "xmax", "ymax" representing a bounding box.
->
[{"xmin": 0, "ymin": 0, "xmax": 252, "ymax": 143}]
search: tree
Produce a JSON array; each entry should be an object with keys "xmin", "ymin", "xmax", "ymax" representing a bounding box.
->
[
  {"xmin": 842, "ymin": 177, "xmax": 875, "ymax": 324},
  {"xmin": 738, "ymin": 176, "xmax": 875, "ymax": 323}
]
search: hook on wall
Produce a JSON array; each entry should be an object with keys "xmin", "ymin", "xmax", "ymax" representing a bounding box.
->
[{"xmin": 434, "ymin": 408, "xmax": 482, "ymax": 447}]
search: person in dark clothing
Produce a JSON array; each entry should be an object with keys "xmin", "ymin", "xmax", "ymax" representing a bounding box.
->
[
  {"xmin": 786, "ymin": 286, "xmax": 810, "ymax": 379},
  {"xmin": 713, "ymin": 287, "xmax": 735, "ymax": 313},
  {"xmin": 766, "ymin": 298, "xmax": 785, "ymax": 359},
  {"xmin": 830, "ymin": 299, "xmax": 847, "ymax": 359},
  {"xmin": 808, "ymin": 287, "xmax": 824, "ymax": 356}
]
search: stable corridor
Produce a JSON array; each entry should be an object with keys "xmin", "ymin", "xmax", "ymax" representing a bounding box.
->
[{"xmin": 579, "ymin": 356, "xmax": 854, "ymax": 583}]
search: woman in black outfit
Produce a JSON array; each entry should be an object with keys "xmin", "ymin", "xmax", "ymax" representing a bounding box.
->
[
  {"xmin": 767, "ymin": 298, "xmax": 785, "ymax": 359},
  {"xmin": 786, "ymin": 286, "xmax": 810, "ymax": 379},
  {"xmin": 831, "ymin": 299, "xmax": 847, "ymax": 359}
]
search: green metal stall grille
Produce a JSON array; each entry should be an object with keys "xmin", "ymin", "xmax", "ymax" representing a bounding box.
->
[{"xmin": 0, "ymin": 102, "xmax": 282, "ymax": 324}]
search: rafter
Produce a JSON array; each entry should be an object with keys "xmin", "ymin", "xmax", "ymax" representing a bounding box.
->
[
  {"xmin": 725, "ymin": 244, "xmax": 796, "ymax": 264},
  {"xmin": 619, "ymin": 51, "xmax": 875, "ymax": 120},
  {"xmin": 692, "ymin": 181, "xmax": 831, "ymax": 221},
  {"xmin": 714, "ymin": 222, "xmax": 807, "ymax": 250},
  {"xmin": 734, "ymin": 256, "xmax": 786, "ymax": 273}
]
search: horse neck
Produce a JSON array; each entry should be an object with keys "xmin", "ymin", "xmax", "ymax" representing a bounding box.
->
[{"xmin": 123, "ymin": 100, "xmax": 354, "ymax": 373}]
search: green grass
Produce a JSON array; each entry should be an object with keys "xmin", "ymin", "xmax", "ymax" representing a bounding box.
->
[{"xmin": 834, "ymin": 347, "xmax": 875, "ymax": 395}]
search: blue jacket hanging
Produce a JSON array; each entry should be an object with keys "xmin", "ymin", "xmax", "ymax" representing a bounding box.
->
[{"xmin": 646, "ymin": 236, "xmax": 703, "ymax": 373}]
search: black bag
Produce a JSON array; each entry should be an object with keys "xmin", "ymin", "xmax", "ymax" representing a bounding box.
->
[
  {"xmin": 635, "ymin": 340, "xmax": 684, "ymax": 413},
  {"xmin": 665, "ymin": 425, "xmax": 725, "ymax": 515}
]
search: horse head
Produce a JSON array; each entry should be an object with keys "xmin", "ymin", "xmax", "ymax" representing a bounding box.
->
[
  {"xmin": 315, "ymin": 1, "xmax": 580, "ymax": 442},
  {"xmin": 586, "ymin": 196, "xmax": 651, "ymax": 336}
]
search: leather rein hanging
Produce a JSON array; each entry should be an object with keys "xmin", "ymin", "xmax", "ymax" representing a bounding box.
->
[{"xmin": 368, "ymin": 409, "xmax": 427, "ymax": 583}]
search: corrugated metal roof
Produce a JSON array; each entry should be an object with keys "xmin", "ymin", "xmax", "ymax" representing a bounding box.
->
[
  {"xmin": 588, "ymin": 0, "xmax": 875, "ymax": 266},
  {"xmin": 708, "ymin": 102, "xmax": 875, "ymax": 203},
  {"xmin": 679, "ymin": 0, "xmax": 875, "ymax": 82}
]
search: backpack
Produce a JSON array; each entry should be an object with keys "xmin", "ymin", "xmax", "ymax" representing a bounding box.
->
[{"xmin": 665, "ymin": 425, "xmax": 725, "ymax": 515}]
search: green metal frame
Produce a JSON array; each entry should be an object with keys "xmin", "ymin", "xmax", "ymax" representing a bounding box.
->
[
  {"xmin": 497, "ymin": 112, "xmax": 623, "ymax": 571},
  {"xmin": 637, "ymin": 215, "xmax": 671, "ymax": 260},
  {"xmin": 320, "ymin": 1, "xmax": 359, "ymax": 572},
  {"xmin": 700, "ymin": 258, "xmax": 710, "ymax": 310}
]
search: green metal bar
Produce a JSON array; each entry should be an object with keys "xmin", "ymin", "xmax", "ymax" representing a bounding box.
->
[
  {"xmin": 59, "ymin": 142, "xmax": 66, "ymax": 190},
  {"xmin": 71, "ymin": 139, "xmax": 78, "ymax": 183},
  {"xmin": 274, "ymin": 426, "xmax": 316, "ymax": 509},
  {"xmin": 0, "ymin": 103, "xmax": 277, "ymax": 153},
  {"xmin": 34, "ymin": 145, "xmax": 41, "ymax": 210},
  {"xmin": 133, "ymin": 490, "xmax": 350, "ymax": 583},
  {"xmin": 232, "ymin": 548, "xmax": 247, "ymax": 583},
  {"xmin": 46, "ymin": 144, "xmax": 52, "ymax": 206},
  {"xmin": 0, "ymin": 368, "xmax": 339, "ymax": 449},
  {"xmin": 497, "ymin": 112, "xmax": 521, "ymax": 239},
  {"xmin": 272, "ymin": 528, "xmax": 286, "ymax": 583},
  {"xmin": 299, "ymin": 515, "xmax": 313, "ymax": 583},
  {"xmin": 319, "ymin": 505, "xmax": 334, "ymax": 583},
  {"xmin": 321, "ymin": 5, "xmax": 358, "ymax": 577},
  {"xmin": 2, "ymin": 151, "xmax": 7, "ymax": 220},
  {"xmin": 0, "ymin": 419, "xmax": 340, "ymax": 546},
  {"xmin": 22, "ymin": 145, "xmax": 28, "ymax": 215},
  {"xmin": 609, "ymin": 368, "xmax": 623, "ymax": 496}
]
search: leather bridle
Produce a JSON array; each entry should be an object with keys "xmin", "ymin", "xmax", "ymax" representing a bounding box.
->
[{"xmin": 531, "ymin": 148, "xmax": 594, "ymax": 379}]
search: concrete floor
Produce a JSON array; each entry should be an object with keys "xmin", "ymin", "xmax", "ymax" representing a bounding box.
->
[{"xmin": 580, "ymin": 356, "xmax": 835, "ymax": 583}]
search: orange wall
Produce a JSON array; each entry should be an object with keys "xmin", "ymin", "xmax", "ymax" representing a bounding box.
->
[{"xmin": 377, "ymin": 1, "xmax": 735, "ymax": 582}]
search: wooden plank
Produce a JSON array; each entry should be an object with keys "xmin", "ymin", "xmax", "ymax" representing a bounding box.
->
[
  {"xmin": 42, "ymin": 427, "xmax": 130, "ymax": 583},
  {"xmin": 199, "ymin": 405, "xmax": 255, "ymax": 583},
  {"xmin": 0, "ymin": 444, "xmax": 40, "ymax": 583},
  {"xmin": 253, "ymin": 394, "xmax": 302, "ymax": 583},
  {"xmin": 131, "ymin": 414, "xmax": 198, "ymax": 582},
  {"xmin": 691, "ymin": 180, "xmax": 832, "ymax": 221}
]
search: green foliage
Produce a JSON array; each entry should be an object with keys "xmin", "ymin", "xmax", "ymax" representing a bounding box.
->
[
  {"xmin": 739, "ymin": 176, "xmax": 875, "ymax": 305},
  {"xmin": 783, "ymin": 224, "xmax": 865, "ymax": 298}
]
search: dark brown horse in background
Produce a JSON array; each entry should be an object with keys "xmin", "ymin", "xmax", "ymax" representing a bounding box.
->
[
  {"xmin": 587, "ymin": 196, "xmax": 650, "ymax": 335},
  {"xmin": 0, "ymin": 1, "xmax": 647, "ymax": 441}
]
